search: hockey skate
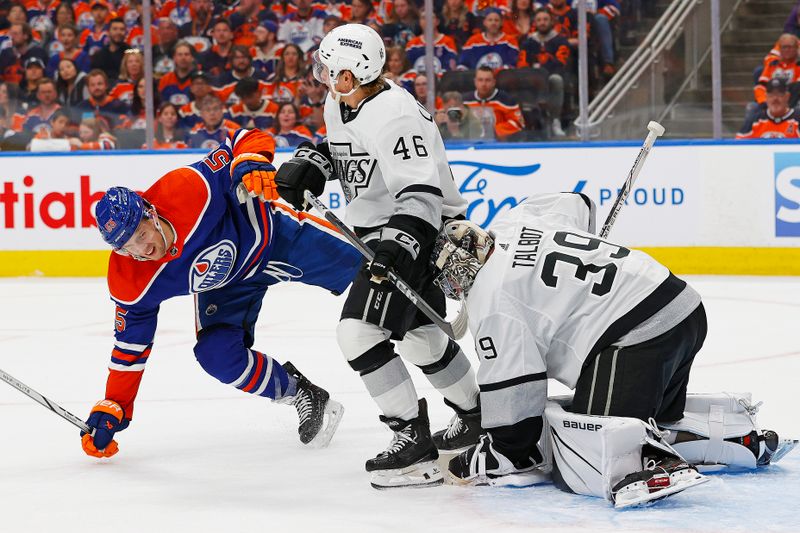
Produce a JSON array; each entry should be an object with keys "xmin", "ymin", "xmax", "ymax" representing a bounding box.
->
[
  {"xmin": 611, "ymin": 457, "xmax": 708, "ymax": 509},
  {"xmin": 432, "ymin": 400, "xmax": 483, "ymax": 453},
  {"xmin": 446, "ymin": 434, "xmax": 549, "ymax": 488},
  {"xmin": 366, "ymin": 398, "xmax": 444, "ymax": 490},
  {"xmin": 279, "ymin": 362, "xmax": 344, "ymax": 449},
  {"xmin": 734, "ymin": 429, "xmax": 798, "ymax": 466}
]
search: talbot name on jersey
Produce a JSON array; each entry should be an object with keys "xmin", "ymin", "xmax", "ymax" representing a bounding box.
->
[
  {"xmin": 330, "ymin": 143, "xmax": 377, "ymax": 202},
  {"xmin": 190, "ymin": 240, "xmax": 237, "ymax": 292},
  {"xmin": 512, "ymin": 227, "xmax": 544, "ymax": 269}
]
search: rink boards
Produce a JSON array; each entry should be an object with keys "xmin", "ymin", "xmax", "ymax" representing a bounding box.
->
[{"xmin": 0, "ymin": 139, "xmax": 798, "ymax": 276}]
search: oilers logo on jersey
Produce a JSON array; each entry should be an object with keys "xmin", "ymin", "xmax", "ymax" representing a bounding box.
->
[
  {"xmin": 476, "ymin": 52, "xmax": 505, "ymax": 70},
  {"xmin": 190, "ymin": 240, "xmax": 237, "ymax": 292},
  {"xmin": 329, "ymin": 142, "xmax": 377, "ymax": 203}
]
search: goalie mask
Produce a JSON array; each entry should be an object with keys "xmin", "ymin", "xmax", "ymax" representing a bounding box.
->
[{"xmin": 431, "ymin": 220, "xmax": 494, "ymax": 300}]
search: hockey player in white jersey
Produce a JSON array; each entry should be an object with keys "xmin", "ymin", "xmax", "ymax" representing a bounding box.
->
[
  {"xmin": 272, "ymin": 23, "xmax": 481, "ymax": 488},
  {"xmin": 431, "ymin": 192, "xmax": 795, "ymax": 507}
]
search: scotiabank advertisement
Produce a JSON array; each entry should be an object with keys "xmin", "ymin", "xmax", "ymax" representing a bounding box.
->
[{"xmin": 0, "ymin": 142, "xmax": 798, "ymax": 253}]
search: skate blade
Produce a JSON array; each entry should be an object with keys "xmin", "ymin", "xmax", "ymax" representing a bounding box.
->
[
  {"xmin": 445, "ymin": 468, "xmax": 551, "ymax": 488},
  {"xmin": 306, "ymin": 399, "xmax": 344, "ymax": 450},
  {"xmin": 614, "ymin": 473, "xmax": 709, "ymax": 509},
  {"xmin": 769, "ymin": 439, "xmax": 798, "ymax": 464},
  {"xmin": 370, "ymin": 460, "xmax": 444, "ymax": 490}
]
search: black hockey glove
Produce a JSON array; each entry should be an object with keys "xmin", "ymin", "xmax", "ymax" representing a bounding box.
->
[
  {"xmin": 274, "ymin": 142, "xmax": 335, "ymax": 211},
  {"xmin": 370, "ymin": 214, "xmax": 438, "ymax": 283}
]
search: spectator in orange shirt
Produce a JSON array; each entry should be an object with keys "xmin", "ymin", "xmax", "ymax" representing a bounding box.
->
[
  {"xmin": 755, "ymin": 34, "xmax": 800, "ymax": 107},
  {"xmin": 70, "ymin": 116, "xmax": 116, "ymax": 150},
  {"xmin": 737, "ymin": 78, "xmax": 800, "ymax": 139},
  {"xmin": 463, "ymin": 65, "xmax": 524, "ymax": 140},
  {"xmin": 503, "ymin": 0, "xmax": 538, "ymax": 40},
  {"xmin": 264, "ymin": 43, "xmax": 305, "ymax": 105}
]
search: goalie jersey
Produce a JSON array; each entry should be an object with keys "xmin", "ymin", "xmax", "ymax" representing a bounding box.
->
[
  {"xmin": 467, "ymin": 193, "xmax": 701, "ymax": 431},
  {"xmin": 323, "ymin": 78, "xmax": 467, "ymax": 234}
]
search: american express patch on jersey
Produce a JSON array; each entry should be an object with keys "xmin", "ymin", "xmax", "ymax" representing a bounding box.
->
[{"xmin": 190, "ymin": 240, "xmax": 237, "ymax": 292}]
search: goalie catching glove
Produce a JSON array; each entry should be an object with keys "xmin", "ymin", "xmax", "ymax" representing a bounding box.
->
[
  {"xmin": 231, "ymin": 153, "xmax": 279, "ymax": 203},
  {"xmin": 81, "ymin": 399, "xmax": 129, "ymax": 458},
  {"xmin": 273, "ymin": 142, "xmax": 334, "ymax": 210}
]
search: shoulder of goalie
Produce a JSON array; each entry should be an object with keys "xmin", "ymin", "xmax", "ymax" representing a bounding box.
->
[
  {"xmin": 542, "ymin": 398, "xmax": 707, "ymax": 508},
  {"xmin": 274, "ymin": 142, "xmax": 336, "ymax": 211}
]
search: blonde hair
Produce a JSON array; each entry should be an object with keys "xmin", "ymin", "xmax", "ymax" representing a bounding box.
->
[{"xmin": 119, "ymin": 49, "xmax": 144, "ymax": 82}]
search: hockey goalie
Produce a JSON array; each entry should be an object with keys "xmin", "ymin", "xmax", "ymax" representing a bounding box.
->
[{"xmin": 430, "ymin": 192, "xmax": 797, "ymax": 508}]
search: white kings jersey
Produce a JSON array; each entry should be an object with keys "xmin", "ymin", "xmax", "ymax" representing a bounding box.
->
[
  {"xmin": 468, "ymin": 193, "xmax": 701, "ymax": 430},
  {"xmin": 323, "ymin": 79, "xmax": 467, "ymax": 233}
]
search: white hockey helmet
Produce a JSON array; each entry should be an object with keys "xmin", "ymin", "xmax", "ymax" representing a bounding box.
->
[
  {"xmin": 431, "ymin": 220, "xmax": 495, "ymax": 300},
  {"xmin": 312, "ymin": 24, "xmax": 385, "ymax": 100}
]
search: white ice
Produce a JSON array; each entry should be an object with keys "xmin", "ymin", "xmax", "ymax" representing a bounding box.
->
[{"xmin": 0, "ymin": 276, "xmax": 798, "ymax": 533}]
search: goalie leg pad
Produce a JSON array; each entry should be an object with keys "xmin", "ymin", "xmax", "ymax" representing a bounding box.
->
[
  {"xmin": 659, "ymin": 392, "xmax": 766, "ymax": 468},
  {"xmin": 545, "ymin": 400, "xmax": 666, "ymax": 501}
]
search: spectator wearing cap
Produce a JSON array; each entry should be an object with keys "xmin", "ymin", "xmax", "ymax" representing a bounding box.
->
[
  {"xmin": 91, "ymin": 17, "xmax": 131, "ymax": 80},
  {"xmin": 270, "ymin": 102, "xmax": 314, "ymax": 148},
  {"xmin": 755, "ymin": 34, "xmax": 800, "ymax": 108},
  {"xmin": 46, "ymin": 24, "xmax": 91, "ymax": 78},
  {"xmin": 216, "ymin": 45, "xmax": 269, "ymax": 105},
  {"xmin": 467, "ymin": 0, "xmax": 510, "ymax": 15},
  {"xmin": 405, "ymin": 10, "xmax": 458, "ymax": 76},
  {"xmin": 23, "ymin": 78, "xmax": 61, "ymax": 134},
  {"xmin": 0, "ymin": 22, "xmax": 47, "ymax": 84},
  {"xmin": 459, "ymin": 8, "xmax": 519, "ymax": 70},
  {"xmin": 199, "ymin": 18, "xmax": 235, "ymax": 78},
  {"xmin": 158, "ymin": 40, "xmax": 195, "ymax": 106},
  {"xmin": 440, "ymin": 0, "xmax": 480, "ymax": 49},
  {"xmin": 187, "ymin": 94, "xmax": 239, "ymax": 149},
  {"xmin": 229, "ymin": 0, "xmax": 271, "ymax": 47},
  {"xmin": 264, "ymin": 43, "xmax": 305, "ymax": 105},
  {"xmin": 74, "ymin": 68, "xmax": 129, "ymax": 129},
  {"xmin": 251, "ymin": 20, "xmax": 281, "ymax": 77},
  {"xmin": 518, "ymin": 8, "xmax": 570, "ymax": 137},
  {"xmin": 738, "ymin": 79, "xmax": 800, "ymax": 139},
  {"xmin": 153, "ymin": 18, "xmax": 180, "ymax": 78},
  {"xmin": 383, "ymin": 0, "xmax": 421, "ymax": 48},
  {"xmin": 227, "ymin": 77, "xmax": 280, "ymax": 130},
  {"xmin": 179, "ymin": 0, "xmax": 217, "ymax": 40},
  {"xmin": 463, "ymin": 65, "xmax": 524, "ymax": 140},
  {"xmin": 79, "ymin": 1, "xmax": 111, "ymax": 56},
  {"xmin": 178, "ymin": 70, "xmax": 217, "ymax": 129},
  {"xmin": 19, "ymin": 56, "xmax": 47, "ymax": 106},
  {"xmin": 277, "ymin": 0, "xmax": 326, "ymax": 53}
]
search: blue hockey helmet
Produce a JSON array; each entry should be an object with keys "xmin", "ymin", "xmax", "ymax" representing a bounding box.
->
[{"xmin": 95, "ymin": 187, "xmax": 146, "ymax": 249}]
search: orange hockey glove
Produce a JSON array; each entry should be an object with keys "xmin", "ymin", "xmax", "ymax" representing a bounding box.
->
[
  {"xmin": 231, "ymin": 153, "xmax": 279, "ymax": 203},
  {"xmin": 81, "ymin": 399, "xmax": 129, "ymax": 458}
]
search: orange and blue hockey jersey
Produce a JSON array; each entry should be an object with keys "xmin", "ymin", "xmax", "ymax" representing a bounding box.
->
[
  {"xmin": 518, "ymin": 30, "xmax": 571, "ymax": 73},
  {"xmin": 101, "ymin": 128, "xmax": 360, "ymax": 417},
  {"xmin": 459, "ymin": 32, "xmax": 519, "ymax": 70},
  {"xmin": 187, "ymin": 119, "xmax": 242, "ymax": 149},
  {"xmin": 405, "ymin": 34, "xmax": 459, "ymax": 75},
  {"xmin": 737, "ymin": 108, "xmax": 800, "ymax": 139},
  {"xmin": 46, "ymin": 48, "xmax": 91, "ymax": 78},
  {"xmin": 463, "ymin": 88, "xmax": 524, "ymax": 140},
  {"xmin": 226, "ymin": 98, "xmax": 280, "ymax": 130},
  {"xmin": 271, "ymin": 125, "xmax": 314, "ymax": 148},
  {"xmin": 158, "ymin": 70, "xmax": 193, "ymax": 107}
]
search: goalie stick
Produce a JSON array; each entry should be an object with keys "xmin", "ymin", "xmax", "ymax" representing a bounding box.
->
[
  {"xmin": 599, "ymin": 121, "xmax": 665, "ymax": 239},
  {"xmin": 304, "ymin": 191, "xmax": 469, "ymax": 340},
  {"xmin": 0, "ymin": 367, "xmax": 93, "ymax": 434}
]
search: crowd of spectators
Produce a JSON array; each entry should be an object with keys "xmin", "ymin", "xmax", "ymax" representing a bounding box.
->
[
  {"xmin": 0, "ymin": 0, "xmax": 632, "ymax": 151},
  {"xmin": 737, "ymin": 9, "xmax": 800, "ymax": 139}
]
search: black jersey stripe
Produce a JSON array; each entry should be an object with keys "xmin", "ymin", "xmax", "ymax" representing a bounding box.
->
[
  {"xmin": 479, "ymin": 372, "xmax": 548, "ymax": 392},
  {"xmin": 395, "ymin": 184, "xmax": 444, "ymax": 199}
]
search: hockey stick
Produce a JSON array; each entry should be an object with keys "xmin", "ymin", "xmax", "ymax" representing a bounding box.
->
[
  {"xmin": 304, "ymin": 191, "xmax": 468, "ymax": 340},
  {"xmin": 0, "ymin": 367, "xmax": 93, "ymax": 434},
  {"xmin": 599, "ymin": 121, "xmax": 666, "ymax": 239}
]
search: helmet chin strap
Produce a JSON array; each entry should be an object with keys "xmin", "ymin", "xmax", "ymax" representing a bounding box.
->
[{"xmin": 328, "ymin": 75, "xmax": 359, "ymax": 103}]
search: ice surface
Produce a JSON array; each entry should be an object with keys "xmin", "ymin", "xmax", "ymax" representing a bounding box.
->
[{"xmin": 0, "ymin": 276, "xmax": 798, "ymax": 533}]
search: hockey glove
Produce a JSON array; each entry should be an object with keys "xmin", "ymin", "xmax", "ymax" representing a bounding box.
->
[
  {"xmin": 231, "ymin": 153, "xmax": 279, "ymax": 203},
  {"xmin": 274, "ymin": 142, "xmax": 334, "ymax": 211},
  {"xmin": 369, "ymin": 215, "xmax": 437, "ymax": 283},
  {"xmin": 81, "ymin": 399, "xmax": 129, "ymax": 458}
]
